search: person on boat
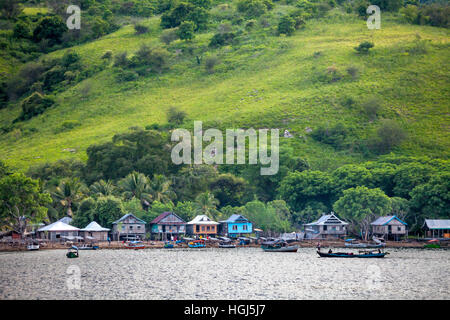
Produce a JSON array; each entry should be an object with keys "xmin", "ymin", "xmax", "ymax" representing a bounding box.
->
[
  {"xmin": 378, "ymin": 249, "xmax": 381, "ymax": 253},
  {"xmin": 328, "ymin": 249, "xmax": 332, "ymax": 254},
  {"xmin": 317, "ymin": 242, "xmax": 321, "ymax": 251}
]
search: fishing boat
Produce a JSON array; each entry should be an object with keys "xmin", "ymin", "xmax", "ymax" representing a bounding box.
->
[
  {"xmin": 344, "ymin": 238, "xmax": 385, "ymax": 248},
  {"xmin": 124, "ymin": 241, "xmax": 146, "ymax": 249},
  {"xmin": 188, "ymin": 240, "xmax": 206, "ymax": 248},
  {"xmin": 66, "ymin": 246, "xmax": 79, "ymax": 258},
  {"xmin": 423, "ymin": 239, "xmax": 440, "ymax": 249},
  {"xmin": 78, "ymin": 243, "xmax": 99, "ymax": 250},
  {"xmin": 218, "ymin": 240, "xmax": 236, "ymax": 248},
  {"xmin": 27, "ymin": 241, "xmax": 39, "ymax": 251},
  {"xmin": 317, "ymin": 249, "xmax": 388, "ymax": 258},
  {"xmin": 164, "ymin": 241, "xmax": 174, "ymax": 248},
  {"xmin": 261, "ymin": 240, "xmax": 298, "ymax": 252}
]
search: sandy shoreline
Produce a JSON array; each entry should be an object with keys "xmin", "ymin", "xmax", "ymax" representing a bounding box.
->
[{"xmin": 0, "ymin": 239, "xmax": 444, "ymax": 252}]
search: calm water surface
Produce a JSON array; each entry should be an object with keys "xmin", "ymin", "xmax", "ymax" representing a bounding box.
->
[{"xmin": 0, "ymin": 247, "xmax": 449, "ymax": 299}]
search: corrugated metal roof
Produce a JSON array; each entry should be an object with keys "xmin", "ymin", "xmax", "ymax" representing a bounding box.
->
[
  {"xmin": 304, "ymin": 213, "xmax": 348, "ymax": 226},
  {"xmin": 112, "ymin": 213, "xmax": 146, "ymax": 224},
  {"xmin": 81, "ymin": 221, "xmax": 110, "ymax": 232},
  {"xmin": 424, "ymin": 219, "xmax": 450, "ymax": 229},
  {"xmin": 371, "ymin": 216, "xmax": 407, "ymax": 226},
  {"xmin": 187, "ymin": 215, "xmax": 219, "ymax": 225},
  {"xmin": 224, "ymin": 214, "xmax": 250, "ymax": 223},
  {"xmin": 37, "ymin": 221, "xmax": 80, "ymax": 232},
  {"xmin": 150, "ymin": 212, "xmax": 185, "ymax": 225}
]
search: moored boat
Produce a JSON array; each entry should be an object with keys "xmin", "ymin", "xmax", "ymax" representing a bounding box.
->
[
  {"xmin": 66, "ymin": 246, "xmax": 79, "ymax": 258},
  {"xmin": 424, "ymin": 239, "xmax": 440, "ymax": 248},
  {"xmin": 164, "ymin": 241, "xmax": 174, "ymax": 248},
  {"xmin": 317, "ymin": 250, "xmax": 388, "ymax": 258},
  {"xmin": 124, "ymin": 241, "xmax": 146, "ymax": 249},
  {"xmin": 78, "ymin": 243, "xmax": 99, "ymax": 250},
  {"xmin": 188, "ymin": 240, "xmax": 206, "ymax": 248},
  {"xmin": 261, "ymin": 240, "xmax": 298, "ymax": 252},
  {"xmin": 27, "ymin": 244, "xmax": 39, "ymax": 251}
]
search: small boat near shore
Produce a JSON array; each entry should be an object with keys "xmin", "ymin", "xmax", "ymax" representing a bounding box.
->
[
  {"xmin": 344, "ymin": 237, "xmax": 386, "ymax": 248},
  {"xmin": 423, "ymin": 239, "xmax": 440, "ymax": 248},
  {"xmin": 124, "ymin": 241, "xmax": 146, "ymax": 250},
  {"xmin": 261, "ymin": 240, "xmax": 298, "ymax": 252},
  {"xmin": 66, "ymin": 246, "xmax": 79, "ymax": 258},
  {"xmin": 188, "ymin": 240, "xmax": 206, "ymax": 248},
  {"xmin": 164, "ymin": 241, "xmax": 174, "ymax": 248},
  {"xmin": 317, "ymin": 249, "xmax": 388, "ymax": 258},
  {"xmin": 78, "ymin": 243, "xmax": 99, "ymax": 250}
]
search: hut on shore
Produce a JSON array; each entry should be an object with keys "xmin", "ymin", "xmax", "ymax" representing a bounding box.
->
[
  {"xmin": 423, "ymin": 219, "xmax": 450, "ymax": 239},
  {"xmin": 218, "ymin": 214, "xmax": 253, "ymax": 238},
  {"xmin": 371, "ymin": 215, "xmax": 408, "ymax": 240},
  {"xmin": 80, "ymin": 221, "xmax": 110, "ymax": 241},
  {"xmin": 186, "ymin": 215, "xmax": 219, "ymax": 237},
  {"xmin": 36, "ymin": 221, "xmax": 80, "ymax": 242},
  {"xmin": 150, "ymin": 212, "xmax": 186, "ymax": 241},
  {"xmin": 111, "ymin": 213, "xmax": 146, "ymax": 241},
  {"xmin": 304, "ymin": 213, "xmax": 348, "ymax": 239}
]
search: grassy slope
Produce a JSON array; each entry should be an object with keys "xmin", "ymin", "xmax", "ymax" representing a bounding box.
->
[{"xmin": 0, "ymin": 9, "xmax": 449, "ymax": 171}]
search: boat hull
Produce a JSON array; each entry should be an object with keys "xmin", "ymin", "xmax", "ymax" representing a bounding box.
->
[
  {"xmin": 218, "ymin": 244, "xmax": 236, "ymax": 248},
  {"xmin": 317, "ymin": 251, "xmax": 387, "ymax": 258},
  {"xmin": 124, "ymin": 245, "xmax": 145, "ymax": 249},
  {"xmin": 27, "ymin": 245, "xmax": 39, "ymax": 251},
  {"xmin": 262, "ymin": 245, "xmax": 298, "ymax": 252}
]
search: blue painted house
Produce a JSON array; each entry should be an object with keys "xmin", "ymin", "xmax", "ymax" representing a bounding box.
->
[{"xmin": 219, "ymin": 214, "xmax": 253, "ymax": 238}]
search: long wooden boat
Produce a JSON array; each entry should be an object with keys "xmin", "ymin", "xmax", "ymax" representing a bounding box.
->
[
  {"xmin": 218, "ymin": 243, "xmax": 236, "ymax": 248},
  {"xmin": 124, "ymin": 241, "xmax": 146, "ymax": 249},
  {"xmin": 188, "ymin": 240, "xmax": 206, "ymax": 248},
  {"xmin": 263, "ymin": 244, "xmax": 298, "ymax": 252},
  {"xmin": 78, "ymin": 244, "xmax": 99, "ymax": 250},
  {"xmin": 27, "ymin": 244, "xmax": 39, "ymax": 251},
  {"xmin": 345, "ymin": 242, "xmax": 385, "ymax": 248},
  {"xmin": 317, "ymin": 250, "xmax": 387, "ymax": 258}
]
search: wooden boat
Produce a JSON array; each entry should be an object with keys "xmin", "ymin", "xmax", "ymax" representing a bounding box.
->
[
  {"xmin": 124, "ymin": 241, "xmax": 146, "ymax": 249},
  {"xmin": 27, "ymin": 243, "xmax": 39, "ymax": 251},
  {"xmin": 78, "ymin": 243, "xmax": 99, "ymax": 250},
  {"xmin": 317, "ymin": 250, "xmax": 388, "ymax": 258},
  {"xmin": 345, "ymin": 238, "xmax": 385, "ymax": 248},
  {"xmin": 164, "ymin": 241, "xmax": 174, "ymax": 248},
  {"xmin": 261, "ymin": 240, "xmax": 298, "ymax": 252},
  {"xmin": 188, "ymin": 240, "xmax": 206, "ymax": 248},
  {"xmin": 66, "ymin": 246, "xmax": 79, "ymax": 258},
  {"xmin": 218, "ymin": 241, "xmax": 236, "ymax": 248},
  {"xmin": 424, "ymin": 239, "xmax": 440, "ymax": 248}
]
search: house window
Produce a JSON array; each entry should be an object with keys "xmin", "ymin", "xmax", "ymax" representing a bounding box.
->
[
  {"xmin": 121, "ymin": 226, "xmax": 125, "ymax": 230},
  {"xmin": 397, "ymin": 226, "xmax": 402, "ymax": 231},
  {"xmin": 137, "ymin": 226, "xmax": 141, "ymax": 229},
  {"xmin": 207, "ymin": 226, "xmax": 210, "ymax": 231},
  {"xmin": 129, "ymin": 226, "xmax": 133, "ymax": 230},
  {"xmin": 201, "ymin": 226, "xmax": 205, "ymax": 231},
  {"xmin": 232, "ymin": 225, "xmax": 238, "ymax": 231},
  {"xmin": 323, "ymin": 225, "xmax": 327, "ymax": 231},
  {"xmin": 243, "ymin": 225, "xmax": 247, "ymax": 230}
]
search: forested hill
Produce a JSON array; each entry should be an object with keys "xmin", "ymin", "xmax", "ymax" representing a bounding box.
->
[{"xmin": 0, "ymin": 1, "xmax": 448, "ymax": 235}]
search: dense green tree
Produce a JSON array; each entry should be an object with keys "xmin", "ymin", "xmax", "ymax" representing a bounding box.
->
[
  {"xmin": 118, "ymin": 171, "xmax": 153, "ymax": 208},
  {"xmin": 278, "ymin": 170, "xmax": 334, "ymax": 212},
  {"xmin": 171, "ymin": 165, "xmax": 218, "ymax": 201},
  {"xmin": 278, "ymin": 15, "xmax": 296, "ymax": 36},
  {"xmin": 33, "ymin": 15, "xmax": 68, "ymax": 43},
  {"xmin": 89, "ymin": 179, "xmax": 116, "ymax": 198},
  {"xmin": 177, "ymin": 20, "xmax": 195, "ymax": 41},
  {"xmin": 0, "ymin": 0, "xmax": 22, "ymax": 19},
  {"xmin": 332, "ymin": 164, "xmax": 372, "ymax": 197},
  {"xmin": 193, "ymin": 192, "xmax": 221, "ymax": 220},
  {"xmin": 392, "ymin": 162, "xmax": 436, "ymax": 198},
  {"xmin": 210, "ymin": 174, "xmax": 247, "ymax": 208},
  {"xmin": 149, "ymin": 174, "xmax": 176, "ymax": 204},
  {"xmin": 333, "ymin": 186, "xmax": 392, "ymax": 240},
  {"xmin": 0, "ymin": 173, "xmax": 51, "ymax": 235},
  {"xmin": 51, "ymin": 178, "xmax": 86, "ymax": 217}
]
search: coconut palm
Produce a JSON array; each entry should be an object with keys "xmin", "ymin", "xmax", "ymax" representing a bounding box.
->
[
  {"xmin": 89, "ymin": 179, "xmax": 116, "ymax": 198},
  {"xmin": 193, "ymin": 192, "xmax": 221, "ymax": 220},
  {"xmin": 51, "ymin": 178, "xmax": 85, "ymax": 217},
  {"xmin": 149, "ymin": 174, "xmax": 176, "ymax": 205},
  {"xmin": 118, "ymin": 171, "xmax": 152, "ymax": 208}
]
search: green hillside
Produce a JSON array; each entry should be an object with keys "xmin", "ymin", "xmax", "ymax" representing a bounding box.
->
[{"xmin": 0, "ymin": 2, "xmax": 449, "ymax": 173}]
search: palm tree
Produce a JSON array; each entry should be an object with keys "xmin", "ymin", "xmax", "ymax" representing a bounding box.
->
[
  {"xmin": 89, "ymin": 179, "xmax": 116, "ymax": 198},
  {"xmin": 193, "ymin": 192, "xmax": 221, "ymax": 220},
  {"xmin": 149, "ymin": 174, "xmax": 176, "ymax": 205},
  {"xmin": 52, "ymin": 178, "xmax": 85, "ymax": 217},
  {"xmin": 118, "ymin": 171, "xmax": 152, "ymax": 208}
]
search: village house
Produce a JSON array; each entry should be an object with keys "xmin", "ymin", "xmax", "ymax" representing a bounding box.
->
[
  {"xmin": 150, "ymin": 212, "xmax": 186, "ymax": 241},
  {"xmin": 112, "ymin": 213, "xmax": 146, "ymax": 241},
  {"xmin": 219, "ymin": 214, "xmax": 253, "ymax": 238},
  {"xmin": 186, "ymin": 215, "xmax": 219, "ymax": 237},
  {"xmin": 80, "ymin": 221, "xmax": 110, "ymax": 241},
  {"xmin": 371, "ymin": 215, "xmax": 408, "ymax": 240},
  {"xmin": 304, "ymin": 213, "xmax": 348, "ymax": 239},
  {"xmin": 423, "ymin": 219, "xmax": 450, "ymax": 239},
  {"xmin": 36, "ymin": 221, "xmax": 80, "ymax": 242}
]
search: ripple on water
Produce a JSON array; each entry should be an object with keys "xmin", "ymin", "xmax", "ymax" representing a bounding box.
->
[{"xmin": 0, "ymin": 247, "xmax": 449, "ymax": 299}]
